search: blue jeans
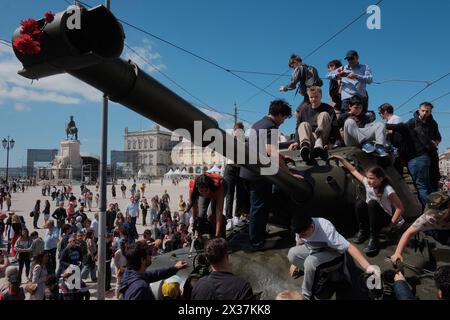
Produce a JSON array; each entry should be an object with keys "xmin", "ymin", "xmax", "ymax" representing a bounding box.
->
[
  {"xmin": 81, "ymin": 258, "xmax": 97, "ymax": 281},
  {"xmin": 408, "ymin": 153, "xmax": 431, "ymax": 207},
  {"xmin": 247, "ymin": 181, "xmax": 272, "ymax": 246}
]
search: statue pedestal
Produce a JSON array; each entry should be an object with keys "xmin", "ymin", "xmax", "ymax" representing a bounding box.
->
[
  {"xmin": 50, "ymin": 140, "xmax": 82, "ymax": 181},
  {"xmin": 60, "ymin": 140, "xmax": 82, "ymax": 165}
]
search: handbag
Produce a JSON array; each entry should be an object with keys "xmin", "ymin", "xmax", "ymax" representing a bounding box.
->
[
  {"xmin": 25, "ymin": 265, "xmax": 42, "ymax": 295},
  {"xmin": 25, "ymin": 281, "xmax": 38, "ymax": 294},
  {"xmin": 30, "ymin": 211, "xmax": 34, "ymax": 217}
]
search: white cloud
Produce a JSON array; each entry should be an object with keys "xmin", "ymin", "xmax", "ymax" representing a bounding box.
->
[
  {"xmin": 123, "ymin": 38, "xmax": 166, "ymax": 74},
  {"xmin": 14, "ymin": 103, "xmax": 31, "ymax": 112},
  {"xmin": 0, "ymin": 38, "xmax": 166, "ymax": 106},
  {"xmin": 0, "ymin": 46, "xmax": 105, "ymax": 106},
  {"xmin": 0, "ymin": 83, "xmax": 81, "ymax": 104},
  {"xmin": 0, "ymin": 43, "xmax": 12, "ymax": 56}
]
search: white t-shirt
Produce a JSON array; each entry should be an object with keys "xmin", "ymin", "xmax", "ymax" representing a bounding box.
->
[
  {"xmin": 114, "ymin": 249, "xmax": 127, "ymax": 269},
  {"xmin": 296, "ymin": 218, "xmax": 349, "ymax": 254},
  {"xmin": 387, "ymin": 115, "xmax": 402, "ymax": 124},
  {"xmin": 363, "ymin": 178, "xmax": 395, "ymax": 215},
  {"xmin": 90, "ymin": 219, "xmax": 99, "ymax": 238}
]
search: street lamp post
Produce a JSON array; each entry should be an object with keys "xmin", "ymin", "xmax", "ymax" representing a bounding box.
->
[{"xmin": 2, "ymin": 136, "xmax": 15, "ymax": 184}]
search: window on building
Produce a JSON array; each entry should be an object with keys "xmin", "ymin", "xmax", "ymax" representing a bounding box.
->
[
  {"xmin": 138, "ymin": 140, "xmax": 142, "ymax": 149},
  {"xmin": 144, "ymin": 139, "xmax": 148, "ymax": 149},
  {"xmin": 133, "ymin": 140, "xmax": 137, "ymax": 149},
  {"xmin": 128, "ymin": 140, "xmax": 131, "ymax": 150}
]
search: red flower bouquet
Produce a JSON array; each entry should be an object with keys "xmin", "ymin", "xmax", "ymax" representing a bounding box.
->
[
  {"xmin": 12, "ymin": 34, "xmax": 41, "ymax": 55},
  {"xmin": 13, "ymin": 11, "xmax": 55, "ymax": 55}
]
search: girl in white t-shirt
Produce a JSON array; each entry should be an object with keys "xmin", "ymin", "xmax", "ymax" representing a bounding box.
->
[{"xmin": 331, "ymin": 155, "xmax": 404, "ymax": 255}]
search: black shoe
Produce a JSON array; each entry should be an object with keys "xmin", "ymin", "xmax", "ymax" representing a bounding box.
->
[
  {"xmin": 353, "ymin": 230, "xmax": 368, "ymax": 244},
  {"xmin": 300, "ymin": 146, "xmax": 310, "ymax": 163},
  {"xmin": 364, "ymin": 237, "xmax": 380, "ymax": 255},
  {"xmin": 312, "ymin": 147, "xmax": 328, "ymax": 161}
]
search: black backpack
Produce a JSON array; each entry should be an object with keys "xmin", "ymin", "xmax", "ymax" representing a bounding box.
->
[
  {"xmin": 303, "ymin": 64, "xmax": 323, "ymax": 88},
  {"xmin": 295, "ymin": 64, "xmax": 323, "ymax": 96}
]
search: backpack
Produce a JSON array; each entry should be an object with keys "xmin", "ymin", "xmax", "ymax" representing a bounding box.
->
[{"xmin": 303, "ymin": 64, "xmax": 323, "ymax": 88}]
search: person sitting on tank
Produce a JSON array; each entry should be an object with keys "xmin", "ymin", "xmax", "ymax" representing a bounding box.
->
[
  {"xmin": 185, "ymin": 173, "xmax": 227, "ymax": 239},
  {"xmin": 338, "ymin": 96, "xmax": 389, "ymax": 157},
  {"xmin": 288, "ymin": 86, "xmax": 338, "ymax": 164},
  {"xmin": 331, "ymin": 155, "xmax": 405, "ymax": 255},
  {"xmin": 391, "ymin": 191, "xmax": 450, "ymax": 265},
  {"xmin": 288, "ymin": 214, "xmax": 379, "ymax": 300}
]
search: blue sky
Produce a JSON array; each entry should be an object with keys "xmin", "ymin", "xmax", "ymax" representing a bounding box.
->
[{"xmin": 1, "ymin": 0, "xmax": 450, "ymax": 167}]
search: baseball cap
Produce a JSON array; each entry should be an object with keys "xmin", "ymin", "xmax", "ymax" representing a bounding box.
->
[{"xmin": 345, "ymin": 50, "xmax": 358, "ymax": 59}]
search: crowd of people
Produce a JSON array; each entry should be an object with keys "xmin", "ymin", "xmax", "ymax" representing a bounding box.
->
[{"xmin": 0, "ymin": 176, "xmax": 203, "ymax": 300}]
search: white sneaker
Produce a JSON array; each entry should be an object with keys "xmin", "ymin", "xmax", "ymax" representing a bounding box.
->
[
  {"xmin": 226, "ymin": 219, "xmax": 234, "ymax": 231},
  {"xmin": 232, "ymin": 217, "xmax": 239, "ymax": 226}
]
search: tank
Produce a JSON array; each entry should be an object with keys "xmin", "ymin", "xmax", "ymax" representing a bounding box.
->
[{"xmin": 12, "ymin": 5, "xmax": 427, "ymax": 300}]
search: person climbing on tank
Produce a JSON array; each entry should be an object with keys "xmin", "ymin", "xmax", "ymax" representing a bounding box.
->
[
  {"xmin": 331, "ymin": 155, "xmax": 405, "ymax": 255},
  {"xmin": 185, "ymin": 173, "xmax": 227, "ymax": 239}
]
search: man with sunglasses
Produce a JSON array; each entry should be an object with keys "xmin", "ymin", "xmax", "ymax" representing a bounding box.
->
[{"xmin": 326, "ymin": 50, "xmax": 373, "ymax": 113}]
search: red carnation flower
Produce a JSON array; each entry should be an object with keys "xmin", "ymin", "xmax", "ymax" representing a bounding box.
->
[
  {"xmin": 13, "ymin": 34, "xmax": 41, "ymax": 55},
  {"xmin": 44, "ymin": 11, "xmax": 55, "ymax": 24},
  {"xmin": 20, "ymin": 18, "xmax": 40, "ymax": 36}
]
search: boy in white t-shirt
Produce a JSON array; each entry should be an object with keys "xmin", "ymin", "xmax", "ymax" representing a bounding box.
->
[{"xmin": 288, "ymin": 215, "xmax": 377, "ymax": 300}]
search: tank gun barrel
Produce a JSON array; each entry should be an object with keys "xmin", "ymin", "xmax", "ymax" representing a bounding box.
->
[{"xmin": 12, "ymin": 5, "xmax": 313, "ymax": 202}]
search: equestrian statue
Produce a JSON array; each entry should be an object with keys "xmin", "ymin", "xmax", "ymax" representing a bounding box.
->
[{"xmin": 66, "ymin": 115, "xmax": 78, "ymax": 140}]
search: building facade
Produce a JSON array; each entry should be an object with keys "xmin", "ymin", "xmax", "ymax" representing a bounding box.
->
[
  {"xmin": 170, "ymin": 139, "xmax": 226, "ymax": 175},
  {"xmin": 123, "ymin": 125, "xmax": 175, "ymax": 177},
  {"xmin": 439, "ymin": 148, "xmax": 450, "ymax": 178},
  {"xmin": 123, "ymin": 126, "xmax": 227, "ymax": 178}
]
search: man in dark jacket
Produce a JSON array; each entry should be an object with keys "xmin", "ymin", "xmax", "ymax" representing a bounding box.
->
[
  {"xmin": 387, "ymin": 102, "xmax": 441, "ymax": 207},
  {"xmin": 119, "ymin": 242, "xmax": 187, "ymax": 300},
  {"xmin": 407, "ymin": 102, "xmax": 441, "ymax": 193},
  {"xmin": 192, "ymin": 238, "xmax": 254, "ymax": 300},
  {"xmin": 106, "ymin": 203, "xmax": 117, "ymax": 233},
  {"xmin": 52, "ymin": 201, "xmax": 67, "ymax": 230},
  {"xmin": 404, "ymin": 102, "xmax": 440, "ymax": 206},
  {"xmin": 73, "ymin": 206, "xmax": 88, "ymax": 225}
]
